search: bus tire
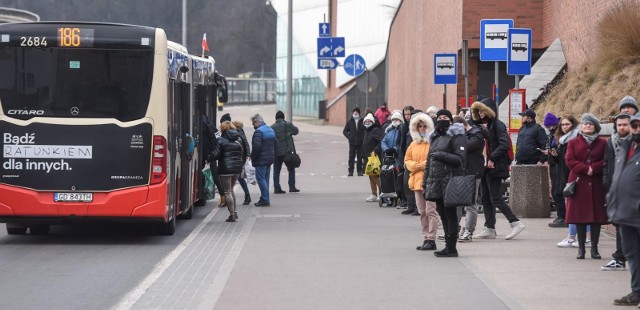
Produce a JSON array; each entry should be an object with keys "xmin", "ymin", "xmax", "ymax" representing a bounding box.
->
[
  {"xmin": 30, "ymin": 225, "xmax": 50, "ymax": 235},
  {"xmin": 158, "ymin": 208, "xmax": 176, "ymax": 236},
  {"xmin": 178, "ymin": 204, "xmax": 194, "ymax": 219},
  {"xmin": 6, "ymin": 223, "xmax": 28, "ymax": 235}
]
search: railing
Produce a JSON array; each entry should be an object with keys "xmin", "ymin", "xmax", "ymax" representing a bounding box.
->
[{"xmin": 226, "ymin": 78, "xmax": 277, "ymax": 105}]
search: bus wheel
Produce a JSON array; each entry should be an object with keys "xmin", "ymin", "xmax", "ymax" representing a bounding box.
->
[
  {"xmin": 158, "ymin": 208, "xmax": 176, "ymax": 236},
  {"xmin": 178, "ymin": 204, "xmax": 194, "ymax": 220},
  {"xmin": 6, "ymin": 223, "xmax": 28, "ymax": 235},
  {"xmin": 30, "ymin": 225, "xmax": 50, "ymax": 235}
]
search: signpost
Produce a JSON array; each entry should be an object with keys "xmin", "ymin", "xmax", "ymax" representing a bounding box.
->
[
  {"xmin": 317, "ymin": 36, "xmax": 345, "ymax": 70},
  {"xmin": 319, "ymin": 23, "xmax": 330, "ymax": 37},
  {"xmin": 508, "ymin": 88, "xmax": 526, "ymax": 131},
  {"xmin": 480, "ymin": 19, "xmax": 514, "ymax": 105},
  {"xmin": 343, "ymin": 54, "xmax": 366, "ymax": 77},
  {"xmin": 318, "ymin": 58, "xmax": 338, "ymax": 69},
  {"xmin": 507, "ymin": 28, "xmax": 533, "ymax": 82},
  {"xmin": 434, "ymin": 53, "xmax": 457, "ymax": 110}
]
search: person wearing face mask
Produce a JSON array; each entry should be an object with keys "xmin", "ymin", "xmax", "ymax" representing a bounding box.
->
[
  {"xmin": 362, "ymin": 113, "xmax": 383, "ymax": 202},
  {"xmin": 422, "ymin": 109, "xmax": 467, "ymax": 257},
  {"xmin": 608, "ymin": 114, "xmax": 640, "ymax": 306},
  {"xmin": 343, "ymin": 107, "xmax": 365, "ymax": 176},
  {"xmin": 381, "ymin": 111, "xmax": 405, "ymax": 168}
]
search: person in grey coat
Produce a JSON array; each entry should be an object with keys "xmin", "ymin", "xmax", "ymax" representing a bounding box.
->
[
  {"xmin": 271, "ymin": 110, "xmax": 300, "ymax": 193},
  {"xmin": 608, "ymin": 114, "xmax": 640, "ymax": 306}
]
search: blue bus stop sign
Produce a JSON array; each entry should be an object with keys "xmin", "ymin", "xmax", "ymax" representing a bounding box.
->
[
  {"xmin": 434, "ymin": 54, "xmax": 457, "ymax": 84},
  {"xmin": 507, "ymin": 28, "xmax": 533, "ymax": 75},
  {"xmin": 344, "ymin": 54, "xmax": 366, "ymax": 77},
  {"xmin": 480, "ymin": 19, "xmax": 514, "ymax": 61}
]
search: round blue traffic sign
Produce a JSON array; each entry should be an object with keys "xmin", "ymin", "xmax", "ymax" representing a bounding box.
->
[{"xmin": 344, "ymin": 54, "xmax": 366, "ymax": 77}]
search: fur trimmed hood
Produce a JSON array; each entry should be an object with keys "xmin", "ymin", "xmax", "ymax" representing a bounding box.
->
[
  {"xmin": 471, "ymin": 101, "xmax": 496, "ymax": 121},
  {"xmin": 427, "ymin": 122, "xmax": 466, "ymax": 143},
  {"xmin": 408, "ymin": 113, "xmax": 434, "ymax": 143}
]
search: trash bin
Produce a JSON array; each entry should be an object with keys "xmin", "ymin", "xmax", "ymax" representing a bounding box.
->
[
  {"xmin": 510, "ymin": 165, "xmax": 550, "ymax": 218},
  {"xmin": 318, "ymin": 99, "xmax": 327, "ymax": 120}
]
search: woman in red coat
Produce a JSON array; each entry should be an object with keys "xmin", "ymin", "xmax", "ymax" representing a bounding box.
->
[{"xmin": 565, "ymin": 113, "xmax": 608, "ymax": 260}]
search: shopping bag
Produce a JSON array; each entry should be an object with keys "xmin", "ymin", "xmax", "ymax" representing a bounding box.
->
[
  {"xmin": 365, "ymin": 152, "xmax": 381, "ymax": 176},
  {"xmin": 244, "ymin": 160, "xmax": 257, "ymax": 185},
  {"xmin": 202, "ymin": 163, "xmax": 215, "ymax": 200}
]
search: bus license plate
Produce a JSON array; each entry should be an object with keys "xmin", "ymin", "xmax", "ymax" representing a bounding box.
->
[{"xmin": 54, "ymin": 192, "xmax": 93, "ymax": 202}]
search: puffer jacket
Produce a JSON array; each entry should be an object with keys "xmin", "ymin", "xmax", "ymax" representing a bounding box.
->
[
  {"xmin": 362, "ymin": 123, "xmax": 383, "ymax": 167},
  {"xmin": 381, "ymin": 124, "xmax": 403, "ymax": 167},
  {"xmin": 465, "ymin": 124, "xmax": 488, "ymax": 178},
  {"xmin": 471, "ymin": 99, "xmax": 511, "ymax": 179},
  {"xmin": 515, "ymin": 120, "xmax": 548, "ymax": 164},
  {"xmin": 271, "ymin": 119, "xmax": 299, "ymax": 157},
  {"xmin": 251, "ymin": 123, "xmax": 277, "ymax": 166},
  {"xmin": 607, "ymin": 140, "xmax": 640, "ymax": 228},
  {"xmin": 404, "ymin": 113, "xmax": 434, "ymax": 190},
  {"xmin": 422, "ymin": 123, "xmax": 468, "ymax": 201},
  {"xmin": 209, "ymin": 130, "xmax": 244, "ymax": 175},
  {"xmin": 237, "ymin": 127, "xmax": 251, "ymax": 164}
]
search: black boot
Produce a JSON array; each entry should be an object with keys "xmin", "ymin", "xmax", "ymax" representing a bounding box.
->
[
  {"xmin": 434, "ymin": 236, "xmax": 458, "ymax": 257},
  {"xmin": 591, "ymin": 224, "xmax": 601, "ymax": 259},
  {"xmin": 416, "ymin": 240, "xmax": 428, "ymax": 250},
  {"xmin": 242, "ymin": 194, "xmax": 251, "ymax": 205},
  {"xmin": 576, "ymin": 224, "xmax": 586, "ymax": 259}
]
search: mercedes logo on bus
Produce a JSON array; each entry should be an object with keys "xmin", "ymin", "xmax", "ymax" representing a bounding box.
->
[{"xmin": 70, "ymin": 107, "xmax": 80, "ymax": 116}]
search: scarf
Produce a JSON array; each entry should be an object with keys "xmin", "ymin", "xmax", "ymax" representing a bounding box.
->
[
  {"xmin": 611, "ymin": 133, "xmax": 631, "ymax": 152},
  {"xmin": 581, "ymin": 132, "xmax": 598, "ymax": 145},
  {"xmin": 559, "ymin": 128, "xmax": 579, "ymax": 145}
]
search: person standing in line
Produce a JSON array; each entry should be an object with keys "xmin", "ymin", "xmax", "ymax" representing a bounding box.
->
[
  {"xmin": 565, "ymin": 113, "xmax": 608, "ymax": 260},
  {"xmin": 619, "ymin": 95, "xmax": 639, "ymax": 115},
  {"xmin": 209, "ymin": 121, "xmax": 244, "ymax": 222},
  {"xmin": 454, "ymin": 116, "xmax": 488, "ymax": 242},
  {"xmin": 602, "ymin": 112, "xmax": 632, "ymax": 271},
  {"xmin": 515, "ymin": 109, "xmax": 549, "ymax": 165},
  {"xmin": 423, "ymin": 109, "xmax": 467, "ymax": 257},
  {"xmin": 374, "ymin": 102, "xmax": 391, "ymax": 126},
  {"xmin": 425, "ymin": 106, "xmax": 439, "ymax": 123},
  {"xmin": 543, "ymin": 112, "xmax": 568, "ymax": 228},
  {"xmin": 232, "ymin": 120, "xmax": 252, "ymax": 205},
  {"xmin": 343, "ymin": 107, "xmax": 365, "ymax": 176},
  {"xmin": 271, "ymin": 111, "xmax": 300, "ymax": 194},
  {"xmin": 381, "ymin": 111, "xmax": 405, "ymax": 168},
  {"xmin": 404, "ymin": 112, "xmax": 437, "ymax": 251},
  {"xmin": 362, "ymin": 113, "xmax": 383, "ymax": 202},
  {"xmin": 250, "ymin": 113, "xmax": 277, "ymax": 207},
  {"xmin": 400, "ymin": 106, "xmax": 418, "ymax": 215},
  {"xmin": 608, "ymin": 114, "xmax": 640, "ymax": 306},
  {"xmin": 471, "ymin": 98, "xmax": 526, "ymax": 240}
]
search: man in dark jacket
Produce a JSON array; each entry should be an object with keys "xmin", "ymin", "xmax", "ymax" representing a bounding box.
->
[
  {"xmin": 401, "ymin": 106, "xmax": 418, "ymax": 215},
  {"xmin": 250, "ymin": 113, "xmax": 277, "ymax": 207},
  {"xmin": 271, "ymin": 110, "xmax": 300, "ymax": 193},
  {"xmin": 471, "ymin": 99, "xmax": 526, "ymax": 240},
  {"xmin": 515, "ymin": 109, "xmax": 548, "ymax": 165},
  {"xmin": 343, "ymin": 107, "xmax": 365, "ymax": 176},
  {"xmin": 608, "ymin": 114, "xmax": 640, "ymax": 306}
]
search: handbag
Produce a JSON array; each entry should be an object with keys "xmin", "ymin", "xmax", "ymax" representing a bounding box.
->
[
  {"xmin": 444, "ymin": 173, "xmax": 477, "ymax": 208},
  {"xmin": 563, "ymin": 177, "xmax": 579, "ymax": 197},
  {"xmin": 365, "ymin": 152, "xmax": 381, "ymax": 176},
  {"xmin": 283, "ymin": 122, "xmax": 301, "ymax": 169}
]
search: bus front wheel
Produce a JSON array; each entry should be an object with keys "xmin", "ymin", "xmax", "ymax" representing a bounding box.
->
[{"xmin": 158, "ymin": 207, "xmax": 176, "ymax": 236}]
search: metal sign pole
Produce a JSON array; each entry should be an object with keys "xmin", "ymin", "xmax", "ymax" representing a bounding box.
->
[
  {"xmin": 515, "ymin": 75, "xmax": 520, "ymax": 90},
  {"xmin": 365, "ymin": 68, "xmax": 369, "ymax": 109},
  {"xmin": 444, "ymin": 84, "xmax": 447, "ymax": 110},
  {"xmin": 495, "ymin": 61, "xmax": 499, "ymax": 104}
]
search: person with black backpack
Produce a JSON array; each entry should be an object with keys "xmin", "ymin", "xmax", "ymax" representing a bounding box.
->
[{"xmin": 470, "ymin": 98, "xmax": 526, "ymax": 240}]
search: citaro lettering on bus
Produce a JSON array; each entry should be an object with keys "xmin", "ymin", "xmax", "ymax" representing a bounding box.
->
[
  {"xmin": 4, "ymin": 133, "xmax": 35, "ymax": 145},
  {"xmin": 7, "ymin": 110, "xmax": 45, "ymax": 116}
]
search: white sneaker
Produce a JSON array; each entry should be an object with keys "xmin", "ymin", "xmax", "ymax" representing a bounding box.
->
[
  {"xmin": 476, "ymin": 227, "xmax": 497, "ymax": 239},
  {"xmin": 366, "ymin": 194, "xmax": 377, "ymax": 202},
  {"xmin": 505, "ymin": 221, "xmax": 526, "ymax": 240},
  {"xmin": 572, "ymin": 239, "xmax": 592, "ymax": 248},
  {"xmin": 459, "ymin": 229, "xmax": 473, "ymax": 242},
  {"xmin": 557, "ymin": 238, "xmax": 576, "ymax": 248}
]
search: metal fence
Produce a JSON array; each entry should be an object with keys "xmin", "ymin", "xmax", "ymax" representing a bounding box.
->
[{"xmin": 226, "ymin": 78, "xmax": 277, "ymax": 105}]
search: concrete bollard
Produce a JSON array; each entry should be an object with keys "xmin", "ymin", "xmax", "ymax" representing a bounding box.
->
[{"xmin": 510, "ymin": 165, "xmax": 550, "ymax": 218}]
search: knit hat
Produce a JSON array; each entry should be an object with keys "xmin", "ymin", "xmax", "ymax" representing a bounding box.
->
[
  {"xmin": 435, "ymin": 109, "xmax": 453, "ymax": 121},
  {"xmin": 390, "ymin": 111, "xmax": 403, "ymax": 121},
  {"xmin": 426, "ymin": 106, "xmax": 440, "ymax": 115},
  {"xmin": 543, "ymin": 112, "xmax": 559, "ymax": 127},
  {"xmin": 220, "ymin": 113, "xmax": 231, "ymax": 123},
  {"xmin": 275, "ymin": 110, "xmax": 285, "ymax": 120},
  {"xmin": 363, "ymin": 113, "xmax": 375, "ymax": 124},
  {"xmin": 581, "ymin": 113, "xmax": 601, "ymax": 133},
  {"xmin": 619, "ymin": 95, "xmax": 639, "ymax": 113}
]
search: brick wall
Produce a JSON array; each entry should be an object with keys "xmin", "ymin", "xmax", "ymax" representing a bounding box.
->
[{"xmin": 326, "ymin": 95, "xmax": 348, "ymax": 126}]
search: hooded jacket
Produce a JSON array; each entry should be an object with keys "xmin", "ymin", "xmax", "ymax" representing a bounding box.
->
[
  {"xmin": 271, "ymin": 119, "xmax": 299, "ymax": 157},
  {"xmin": 381, "ymin": 122, "xmax": 404, "ymax": 167},
  {"xmin": 362, "ymin": 122, "xmax": 383, "ymax": 163},
  {"xmin": 607, "ymin": 140, "xmax": 640, "ymax": 228},
  {"xmin": 422, "ymin": 122, "xmax": 467, "ymax": 201},
  {"xmin": 403, "ymin": 113, "xmax": 434, "ymax": 190},
  {"xmin": 209, "ymin": 129, "xmax": 244, "ymax": 174},
  {"xmin": 515, "ymin": 118, "xmax": 548, "ymax": 164},
  {"xmin": 465, "ymin": 124, "xmax": 488, "ymax": 178},
  {"xmin": 471, "ymin": 99, "xmax": 511, "ymax": 178}
]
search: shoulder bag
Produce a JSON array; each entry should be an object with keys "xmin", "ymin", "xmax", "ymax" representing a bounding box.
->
[
  {"xmin": 283, "ymin": 122, "xmax": 301, "ymax": 169},
  {"xmin": 444, "ymin": 157, "xmax": 477, "ymax": 208},
  {"xmin": 563, "ymin": 148, "xmax": 592, "ymax": 197}
]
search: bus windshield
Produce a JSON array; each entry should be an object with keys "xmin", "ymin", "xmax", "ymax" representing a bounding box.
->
[{"xmin": 0, "ymin": 47, "xmax": 153, "ymax": 121}]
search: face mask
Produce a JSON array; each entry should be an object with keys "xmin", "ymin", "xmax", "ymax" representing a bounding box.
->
[
  {"xmin": 419, "ymin": 132, "xmax": 426, "ymax": 138},
  {"xmin": 364, "ymin": 123, "xmax": 372, "ymax": 128},
  {"xmin": 353, "ymin": 114, "xmax": 360, "ymax": 119},
  {"xmin": 392, "ymin": 120, "xmax": 401, "ymax": 127},
  {"xmin": 632, "ymin": 133, "xmax": 640, "ymax": 143},
  {"xmin": 436, "ymin": 120, "xmax": 451, "ymax": 131}
]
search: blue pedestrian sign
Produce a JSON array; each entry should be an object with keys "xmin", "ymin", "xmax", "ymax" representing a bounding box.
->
[
  {"xmin": 344, "ymin": 54, "xmax": 366, "ymax": 77},
  {"xmin": 317, "ymin": 37, "xmax": 345, "ymax": 58},
  {"xmin": 480, "ymin": 19, "xmax": 514, "ymax": 61},
  {"xmin": 319, "ymin": 23, "xmax": 330, "ymax": 37},
  {"xmin": 318, "ymin": 58, "xmax": 338, "ymax": 70},
  {"xmin": 507, "ymin": 28, "xmax": 533, "ymax": 75},
  {"xmin": 434, "ymin": 54, "xmax": 457, "ymax": 84}
]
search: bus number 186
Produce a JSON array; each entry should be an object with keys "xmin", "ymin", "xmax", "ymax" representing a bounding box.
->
[{"xmin": 58, "ymin": 27, "xmax": 81, "ymax": 47}]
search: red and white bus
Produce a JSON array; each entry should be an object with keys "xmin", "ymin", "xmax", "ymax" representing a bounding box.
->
[{"xmin": 0, "ymin": 22, "xmax": 227, "ymax": 235}]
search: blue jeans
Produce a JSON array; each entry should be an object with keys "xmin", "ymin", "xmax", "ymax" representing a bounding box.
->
[
  {"xmin": 255, "ymin": 165, "xmax": 271, "ymax": 203},
  {"xmin": 238, "ymin": 176, "xmax": 250, "ymax": 196},
  {"xmin": 273, "ymin": 155, "xmax": 295, "ymax": 190},
  {"xmin": 568, "ymin": 224, "xmax": 591, "ymax": 236}
]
